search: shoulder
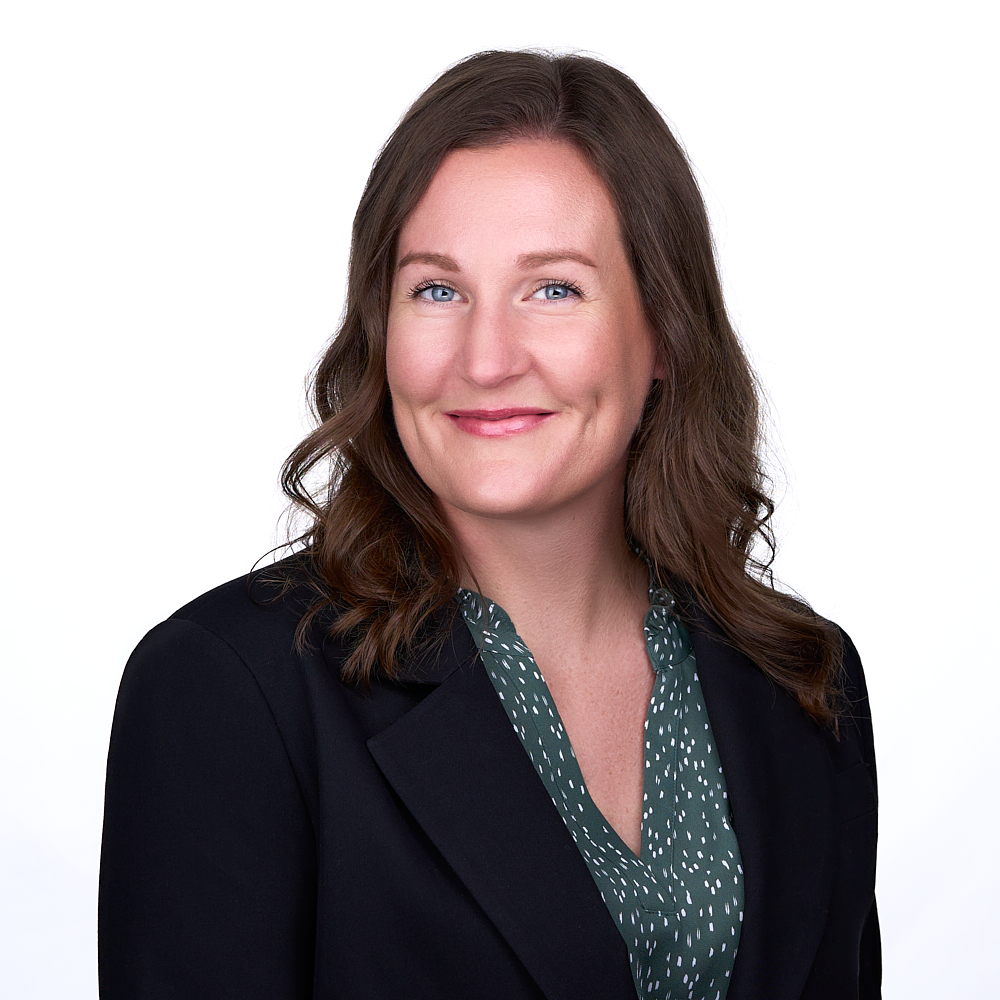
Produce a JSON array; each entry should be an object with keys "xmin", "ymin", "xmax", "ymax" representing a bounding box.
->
[
  {"xmin": 146, "ymin": 553, "xmax": 357, "ymax": 696},
  {"xmin": 121, "ymin": 557, "xmax": 322, "ymax": 717},
  {"xmin": 166, "ymin": 554, "xmax": 317, "ymax": 660},
  {"xmin": 830, "ymin": 624, "xmax": 877, "ymax": 786},
  {"xmin": 678, "ymin": 580, "xmax": 877, "ymax": 777},
  {"xmin": 115, "ymin": 556, "xmax": 344, "ymax": 807}
]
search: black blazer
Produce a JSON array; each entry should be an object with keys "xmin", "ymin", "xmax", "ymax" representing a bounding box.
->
[{"xmin": 99, "ymin": 566, "xmax": 880, "ymax": 999}]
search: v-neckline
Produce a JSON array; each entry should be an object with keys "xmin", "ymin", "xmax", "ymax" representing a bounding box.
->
[{"xmin": 456, "ymin": 586, "xmax": 688, "ymax": 876}]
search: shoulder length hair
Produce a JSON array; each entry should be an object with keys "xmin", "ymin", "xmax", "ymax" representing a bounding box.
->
[{"xmin": 281, "ymin": 50, "xmax": 843, "ymax": 725}]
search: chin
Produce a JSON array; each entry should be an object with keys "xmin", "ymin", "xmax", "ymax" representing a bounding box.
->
[
  {"xmin": 442, "ymin": 490, "xmax": 549, "ymax": 520},
  {"xmin": 434, "ymin": 474, "xmax": 560, "ymax": 521}
]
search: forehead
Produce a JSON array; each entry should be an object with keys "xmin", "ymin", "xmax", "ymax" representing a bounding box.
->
[{"xmin": 397, "ymin": 140, "xmax": 623, "ymax": 260}]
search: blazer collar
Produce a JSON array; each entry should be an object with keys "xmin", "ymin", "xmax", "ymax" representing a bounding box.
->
[
  {"xmin": 367, "ymin": 616, "xmax": 637, "ymax": 1000},
  {"xmin": 369, "ymin": 600, "xmax": 838, "ymax": 1000},
  {"xmin": 687, "ymin": 607, "xmax": 837, "ymax": 1000}
]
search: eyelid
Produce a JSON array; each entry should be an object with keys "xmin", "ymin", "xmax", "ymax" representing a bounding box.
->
[
  {"xmin": 530, "ymin": 278, "xmax": 584, "ymax": 298},
  {"xmin": 408, "ymin": 279, "xmax": 461, "ymax": 299}
]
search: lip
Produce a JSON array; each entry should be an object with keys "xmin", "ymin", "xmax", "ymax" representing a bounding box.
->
[{"xmin": 446, "ymin": 407, "xmax": 556, "ymax": 438}]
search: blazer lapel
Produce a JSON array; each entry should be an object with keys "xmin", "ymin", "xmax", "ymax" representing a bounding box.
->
[
  {"xmin": 367, "ymin": 622, "xmax": 636, "ymax": 1000},
  {"xmin": 690, "ymin": 615, "xmax": 837, "ymax": 1000}
]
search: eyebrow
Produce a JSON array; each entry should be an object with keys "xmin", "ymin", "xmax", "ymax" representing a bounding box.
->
[
  {"xmin": 397, "ymin": 251, "xmax": 460, "ymax": 271},
  {"xmin": 396, "ymin": 249, "xmax": 598, "ymax": 272},
  {"xmin": 516, "ymin": 250, "xmax": 598, "ymax": 269}
]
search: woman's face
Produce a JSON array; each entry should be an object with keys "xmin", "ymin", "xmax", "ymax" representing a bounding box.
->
[{"xmin": 386, "ymin": 139, "xmax": 659, "ymax": 523}]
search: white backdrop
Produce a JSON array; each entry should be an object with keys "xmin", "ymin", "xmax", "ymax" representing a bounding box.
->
[{"xmin": 2, "ymin": 1, "xmax": 997, "ymax": 996}]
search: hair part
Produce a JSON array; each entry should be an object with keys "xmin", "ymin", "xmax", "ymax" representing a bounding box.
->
[{"xmin": 279, "ymin": 50, "xmax": 844, "ymax": 726}]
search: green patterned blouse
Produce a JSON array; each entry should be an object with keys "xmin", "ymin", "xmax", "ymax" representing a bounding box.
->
[{"xmin": 457, "ymin": 580, "xmax": 743, "ymax": 1000}]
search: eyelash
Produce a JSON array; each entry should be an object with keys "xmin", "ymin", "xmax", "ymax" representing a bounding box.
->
[
  {"xmin": 406, "ymin": 279, "xmax": 585, "ymax": 299},
  {"xmin": 408, "ymin": 279, "xmax": 457, "ymax": 298}
]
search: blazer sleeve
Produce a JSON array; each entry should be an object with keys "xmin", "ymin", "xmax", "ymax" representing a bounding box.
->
[
  {"xmin": 843, "ymin": 629, "xmax": 881, "ymax": 1000},
  {"xmin": 98, "ymin": 618, "xmax": 317, "ymax": 999}
]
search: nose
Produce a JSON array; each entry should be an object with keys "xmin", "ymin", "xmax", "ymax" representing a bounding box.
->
[{"xmin": 459, "ymin": 297, "xmax": 531, "ymax": 388}]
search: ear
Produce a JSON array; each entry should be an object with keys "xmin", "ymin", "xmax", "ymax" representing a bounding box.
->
[{"xmin": 652, "ymin": 354, "xmax": 665, "ymax": 380}]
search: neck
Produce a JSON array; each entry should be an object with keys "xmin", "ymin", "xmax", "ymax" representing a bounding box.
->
[{"xmin": 443, "ymin": 485, "xmax": 648, "ymax": 647}]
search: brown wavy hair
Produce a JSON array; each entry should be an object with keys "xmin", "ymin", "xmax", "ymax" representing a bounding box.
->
[{"xmin": 280, "ymin": 50, "xmax": 843, "ymax": 725}]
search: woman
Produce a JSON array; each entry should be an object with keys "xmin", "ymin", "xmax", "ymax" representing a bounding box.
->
[{"xmin": 99, "ymin": 51, "xmax": 879, "ymax": 1000}]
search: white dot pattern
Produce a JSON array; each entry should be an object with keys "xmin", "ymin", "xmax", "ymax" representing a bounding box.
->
[{"xmin": 457, "ymin": 582, "xmax": 744, "ymax": 1000}]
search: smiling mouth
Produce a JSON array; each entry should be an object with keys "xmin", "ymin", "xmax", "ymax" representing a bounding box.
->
[{"xmin": 446, "ymin": 408, "xmax": 556, "ymax": 437}]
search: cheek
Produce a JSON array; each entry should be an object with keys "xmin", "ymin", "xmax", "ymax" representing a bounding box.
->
[
  {"xmin": 551, "ymin": 320, "xmax": 655, "ymax": 422},
  {"xmin": 385, "ymin": 318, "xmax": 452, "ymax": 408},
  {"xmin": 609, "ymin": 312, "xmax": 658, "ymax": 417}
]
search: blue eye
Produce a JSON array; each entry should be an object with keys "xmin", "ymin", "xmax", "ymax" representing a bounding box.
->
[
  {"xmin": 416, "ymin": 284, "xmax": 457, "ymax": 302},
  {"xmin": 532, "ymin": 282, "xmax": 579, "ymax": 301}
]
